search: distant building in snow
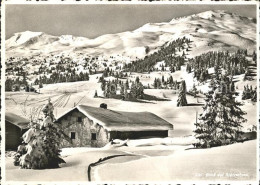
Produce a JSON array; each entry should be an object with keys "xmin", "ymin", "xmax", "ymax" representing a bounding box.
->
[{"xmin": 56, "ymin": 104, "xmax": 174, "ymax": 148}]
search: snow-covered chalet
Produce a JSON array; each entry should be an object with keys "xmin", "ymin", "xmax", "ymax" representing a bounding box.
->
[{"xmin": 56, "ymin": 104, "xmax": 174, "ymax": 147}]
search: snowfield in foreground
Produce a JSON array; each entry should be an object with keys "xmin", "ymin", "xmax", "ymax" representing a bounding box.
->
[
  {"xmin": 5, "ymin": 140, "xmax": 256, "ymax": 181},
  {"xmin": 94, "ymin": 140, "xmax": 257, "ymax": 181}
]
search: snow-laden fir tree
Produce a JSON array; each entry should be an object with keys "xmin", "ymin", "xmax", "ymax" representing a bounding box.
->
[
  {"xmin": 194, "ymin": 76, "xmax": 246, "ymax": 148},
  {"xmin": 14, "ymin": 98, "xmax": 66, "ymax": 169},
  {"xmin": 177, "ymin": 80, "xmax": 187, "ymax": 107}
]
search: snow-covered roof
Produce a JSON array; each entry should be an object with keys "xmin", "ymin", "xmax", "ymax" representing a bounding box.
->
[
  {"xmin": 5, "ymin": 112, "xmax": 29, "ymax": 129},
  {"xmin": 56, "ymin": 105, "xmax": 173, "ymax": 132}
]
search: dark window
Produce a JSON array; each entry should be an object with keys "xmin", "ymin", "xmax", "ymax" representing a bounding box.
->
[
  {"xmin": 71, "ymin": 132, "xmax": 76, "ymax": 139},
  {"xmin": 91, "ymin": 133, "xmax": 97, "ymax": 140},
  {"xmin": 77, "ymin": 117, "xmax": 82, "ymax": 122}
]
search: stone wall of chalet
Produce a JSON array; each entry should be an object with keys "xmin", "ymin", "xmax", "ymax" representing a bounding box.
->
[{"xmin": 59, "ymin": 110, "xmax": 110, "ymax": 148}]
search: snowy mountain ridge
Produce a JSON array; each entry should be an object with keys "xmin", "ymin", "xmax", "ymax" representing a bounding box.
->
[{"xmin": 6, "ymin": 10, "xmax": 256, "ymax": 59}]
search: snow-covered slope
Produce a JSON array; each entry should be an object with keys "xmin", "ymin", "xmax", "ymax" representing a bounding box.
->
[{"xmin": 6, "ymin": 10, "xmax": 256, "ymax": 58}]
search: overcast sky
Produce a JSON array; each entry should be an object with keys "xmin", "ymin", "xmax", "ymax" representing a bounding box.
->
[{"xmin": 5, "ymin": 4, "xmax": 256, "ymax": 39}]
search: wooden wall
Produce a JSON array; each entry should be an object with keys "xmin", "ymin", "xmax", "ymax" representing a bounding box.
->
[
  {"xmin": 6, "ymin": 121, "xmax": 23, "ymax": 150},
  {"xmin": 110, "ymin": 130, "xmax": 169, "ymax": 140}
]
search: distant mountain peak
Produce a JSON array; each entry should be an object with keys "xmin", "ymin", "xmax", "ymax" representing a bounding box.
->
[
  {"xmin": 170, "ymin": 10, "xmax": 247, "ymax": 23},
  {"xmin": 12, "ymin": 31, "xmax": 43, "ymax": 45},
  {"xmin": 6, "ymin": 10, "xmax": 256, "ymax": 59},
  {"xmin": 195, "ymin": 10, "xmax": 226, "ymax": 19}
]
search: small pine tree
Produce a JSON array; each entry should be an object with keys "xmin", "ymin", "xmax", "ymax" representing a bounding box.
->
[
  {"xmin": 170, "ymin": 66, "xmax": 175, "ymax": 73},
  {"xmin": 124, "ymin": 86, "xmax": 129, "ymax": 101},
  {"xmin": 101, "ymin": 80, "xmax": 106, "ymax": 91},
  {"xmin": 94, "ymin": 90, "xmax": 98, "ymax": 98},
  {"xmin": 156, "ymin": 78, "xmax": 162, "ymax": 89},
  {"xmin": 243, "ymin": 73, "xmax": 247, "ymax": 81},
  {"xmin": 252, "ymin": 50, "xmax": 256, "ymax": 62},
  {"xmin": 251, "ymin": 88, "xmax": 257, "ymax": 102},
  {"xmin": 153, "ymin": 78, "xmax": 157, "ymax": 89},
  {"xmin": 177, "ymin": 80, "xmax": 188, "ymax": 107},
  {"xmin": 39, "ymin": 82, "xmax": 43, "ymax": 88},
  {"xmin": 168, "ymin": 76, "xmax": 174, "ymax": 85},
  {"xmin": 161, "ymin": 65, "xmax": 165, "ymax": 71},
  {"xmin": 104, "ymin": 82, "xmax": 110, "ymax": 98},
  {"xmin": 231, "ymin": 81, "xmax": 235, "ymax": 92},
  {"xmin": 186, "ymin": 64, "xmax": 191, "ymax": 73},
  {"xmin": 120, "ymin": 84, "xmax": 125, "ymax": 96},
  {"xmin": 135, "ymin": 76, "xmax": 140, "ymax": 83},
  {"xmin": 130, "ymin": 83, "xmax": 137, "ymax": 99},
  {"xmin": 242, "ymin": 85, "xmax": 248, "ymax": 100},
  {"xmin": 136, "ymin": 82, "xmax": 144, "ymax": 99},
  {"xmin": 125, "ymin": 79, "xmax": 129, "ymax": 90},
  {"xmin": 191, "ymin": 83, "xmax": 198, "ymax": 98},
  {"xmin": 162, "ymin": 75, "xmax": 165, "ymax": 83}
]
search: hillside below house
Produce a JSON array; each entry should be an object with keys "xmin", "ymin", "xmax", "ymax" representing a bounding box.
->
[
  {"xmin": 56, "ymin": 104, "xmax": 174, "ymax": 147},
  {"xmin": 5, "ymin": 113, "xmax": 29, "ymax": 150}
]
